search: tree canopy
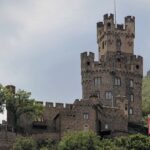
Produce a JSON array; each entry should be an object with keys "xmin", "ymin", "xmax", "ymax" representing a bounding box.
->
[{"xmin": 1, "ymin": 85, "xmax": 43, "ymax": 133}]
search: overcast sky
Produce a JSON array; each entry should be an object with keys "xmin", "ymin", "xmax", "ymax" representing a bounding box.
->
[{"xmin": 0, "ymin": 0, "xmax": 150, "ymax": 105}]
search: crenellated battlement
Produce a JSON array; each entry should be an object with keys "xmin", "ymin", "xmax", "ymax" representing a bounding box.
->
[
  {"xmin": 81, "ymin": 52, "xmax": 95, "ymax": 60},
  {"xmin": 97, "ymin": 22, "xmax": 104, "ymax": 28},
  {"xmin": 131, "ymin": 55, "xmax": 143, "ymax": 63},
  {"xmin": 97, "ymin": 14, "xmax": 135, "ymax": 57},
  {"xmin": 117, "ymin": 24, "xmax": 124, "ymax": 30},
  {"xmin": 36, "ymin": 101, "xmax": 73, "ymax": 109},
  {"xmin": 125, "ymin": 16, "xmax": 135, "ymax": 23},
  {"xmin": 104, "ymin": 14, "xmax": 114, "ymax": 21}
]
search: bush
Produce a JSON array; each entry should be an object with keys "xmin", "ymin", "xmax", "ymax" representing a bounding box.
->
[
  {"xmin": 58, "ymin": 131, "xmax": 120, "ymax": 150},
  {"xmin": 114, "ymin": 134, "xmax": 150, "ymax": 150},
  {"xmin": 38, "ymin": 138, "xmax": 58, "ymax": 150},
  {"xmin": 13, "ymin": 137, "xmax": 37, "ymax": 150}
]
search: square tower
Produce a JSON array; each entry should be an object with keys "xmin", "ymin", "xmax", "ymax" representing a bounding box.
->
[{"xmin": 81, "ymin": 14, "xmax": 143, "ymax": 124}]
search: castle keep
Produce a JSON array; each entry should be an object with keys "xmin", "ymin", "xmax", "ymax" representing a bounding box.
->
[
  {"xmin": 5, "ymin": 14, "xmax": 143, "ymax": 140},
  {"xmin": 81, "ymin": 14, "xmax": 143, "ymax": 123}
]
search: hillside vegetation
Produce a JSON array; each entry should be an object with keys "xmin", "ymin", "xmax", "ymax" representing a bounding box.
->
[{"xmin": 142, "ymin": 74, "xmax": 150, "ymax": 116}]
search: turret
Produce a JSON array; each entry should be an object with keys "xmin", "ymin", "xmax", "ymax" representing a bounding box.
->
[
  {"xmin": 103, "ymin": 14, "xmax": 115, "ymax": 32},
  {"xmin": 81, "ymin": 52, "xmax": 95, "ymax": 71},
  {"xmin": 125, "ymin": 16, "xmax": 135, "ymax": 36},
  {"xmin": 97, "ymin": 14, "xmax": 135, "ymax": 59}
]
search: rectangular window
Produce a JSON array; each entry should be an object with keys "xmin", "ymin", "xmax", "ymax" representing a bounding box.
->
[
  {"xmin": 115, "ymin": 77, "xmax": 121, "ymax": 86},
  {"xmin": 83, "ymin": 113, "xmax": 89, "ymax": 120},
  {"xmin": 130, "ymin": 79, "xmax": 134, "ymax": 88},
  {"xmin": 94, "ymin": 77, "xmax": 101, "ymax": 87},
  {"xmin": 105, "ymin": 91, "xmax": 112, "ymax": 100}
]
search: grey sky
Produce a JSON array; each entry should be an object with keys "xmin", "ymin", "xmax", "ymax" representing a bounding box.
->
[{"xmin": 0, "ymin": 0, "xmax": 150, "ymax": 103}]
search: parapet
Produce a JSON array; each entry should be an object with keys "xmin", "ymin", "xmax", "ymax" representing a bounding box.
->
[
  {"xmin": 46, "ymin": 102, "xmax": 54, "ymax": 107},
  {"xmin": 125, "ymin": 16, "xmax": 135, "ymax": 23},
  {"xmin": 81, "ymin": 52, "xmax": 95, "ymax": 59},
  {"xmin": 56, "ymin": 103, "xmax": 64, "ymax": 108},
  {"xmin": 131, "ymin": 55, "xmax": 143, "ymax": 62},
  {"xmin": 45, "ymin": 101, "xmax": 73, "ymax": 109},
  {"xmin": 97, "ymin": 22, "xmax": 104, "ymax": 28},
  {"xmin": 104, "ymin": 14, "xmax": 114, "ymax": 20},
  {"xmin": 117, "ymin": 24, "xmax": 124, "ymax": 30}
]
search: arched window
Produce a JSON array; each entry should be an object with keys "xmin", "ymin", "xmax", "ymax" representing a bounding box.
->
[
  {"xmin": 130, "ymin": 94, "xmax": 134, "ymax": 102},
  {"xmin": 129, "ymin": 108, "xmax": 133, "ymax": 115},
  {"xmin": 130, "ymin": 79, "xmax": 134, "ymax": 87}
]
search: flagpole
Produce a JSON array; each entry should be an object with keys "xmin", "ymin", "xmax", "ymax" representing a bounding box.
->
[{"xmin": 114, "ymin": 0, "xmax": 117, "ymax": 26}]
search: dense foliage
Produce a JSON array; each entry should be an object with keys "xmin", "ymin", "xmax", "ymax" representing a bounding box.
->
[
  {"xmin": 12, "ymin": 132, "xmax": 150, "ymax": 150},
  {"xmin": 114, "ymin": 134, "xmax": 150, "ymax": 150},
  {"xmin": 58, "ymin": 131, "xmax": 101, "ymax": 150},
  {"xmin": 142, "ymin": 75, "xmax": 150, "ymax": 116}
]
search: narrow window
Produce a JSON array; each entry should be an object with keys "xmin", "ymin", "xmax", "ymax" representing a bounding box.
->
[
  {"xmin": 106, "ymin": 91, "xmax": 112, "ymax": 100},
  {"xmin": 105, "ymin": 124, "xmax": 108, "ymax": 129},
  {"xmin": 130, "ymin": 80, "xmax": 134, "ymax": 88},
  {"xmin": 115, "ymin": 77, "xmax": 121, "ymax": 86},
  {"xmin": 125, "ymin": 104, "xmax": 128, "ymax": 111},
  {"xmin": 107, "ymin": 23, "xmax": 111, "ymax": 29},
  {"xmin": 129, "ymin": 108, "xmax": 133, "ymax": 115},
  {"xmin": 102, "ymin": 41, "xmax": 105, "ymax": 49},
  {"xmin": 130, "ymin": 94, "xmax": 134, "ymax": 102},
  {"xmin": 97, "ymin": 92, "xmax": 100, "ymax": 99},
  {"xmin": 83, "ymin": 113, "xmax": 89, "ymax": 120}
]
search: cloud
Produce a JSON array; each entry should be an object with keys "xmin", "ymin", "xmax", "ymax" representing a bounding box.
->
[{"xmin": 0, "ymin": 0, "xmax": 149, "ymax": 104}]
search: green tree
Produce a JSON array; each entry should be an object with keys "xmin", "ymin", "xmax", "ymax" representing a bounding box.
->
[
  {"xmin": 58, "ymin": 131, "xmax": 119, "ymax": 150},
  {"xmin": 0, "ymin": 84, "xmax": 6, "ymax": 112},
  {"xmin": 13, "ymin": 137, "xmax": 37, "ymax": 150},
  {"xmin": 5, "ymin": 88, "xmax": 43, "ymax": 134}
]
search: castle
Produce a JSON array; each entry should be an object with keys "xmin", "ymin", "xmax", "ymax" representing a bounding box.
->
[{"xmin": 6, "ymin": 13, "xmax": 143, "ymax": 140}]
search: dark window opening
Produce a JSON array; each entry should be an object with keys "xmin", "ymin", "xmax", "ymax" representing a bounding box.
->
[
  {"xmin": 107, "ymin": 23, "xmax": 111, "ymax": 29},
  {"xmin": 102, "ymin": 41, "xmax": 104, "ymax": 49},
  {"xmin": 136, "ymin": 65, "xmax": 139, "ymax": 70},
  {"xmin": 117, "ymin": 58, "xmax": 121, "ymax": 62},
  {"xmin": 87, "ymin": 62, "xmax": 90, "ymax": 66}
]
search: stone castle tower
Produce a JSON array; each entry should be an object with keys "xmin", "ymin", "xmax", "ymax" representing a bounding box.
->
[{"xmin": 81, "ymin": 14, "xmax": 143, "ymax": 123}]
